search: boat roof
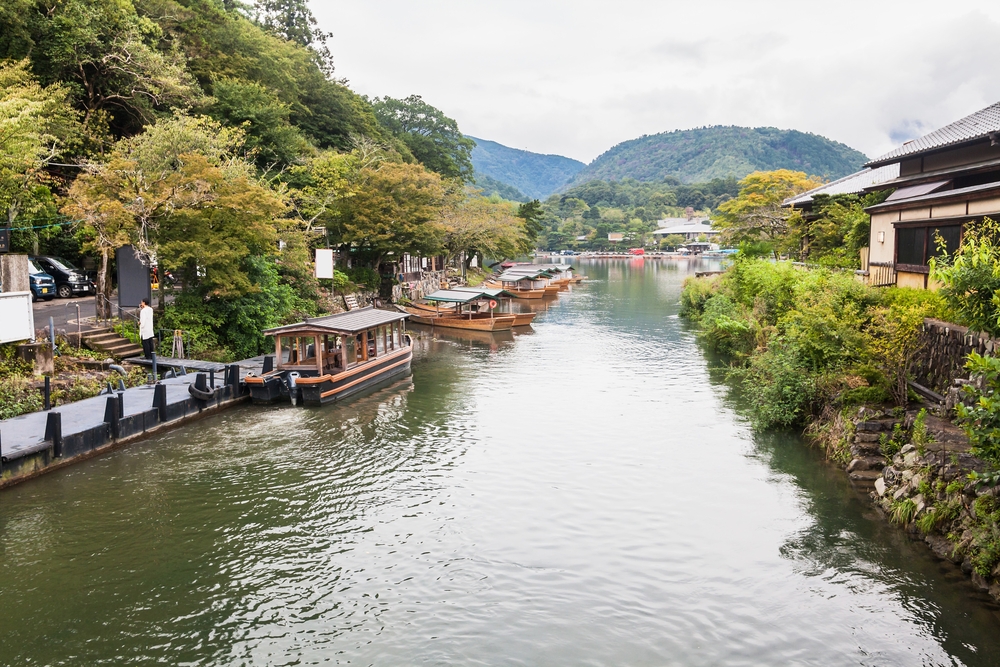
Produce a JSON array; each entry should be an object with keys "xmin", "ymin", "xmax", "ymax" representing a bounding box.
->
[
  {"xmin": 263, "ymin": 306, "xmax": 408, "ymax": 336},
  {"xmin": 497, "ymin": 269, "xmax": 555, "ymax": 281},
  {"xmin": 423, "ymin": 288, "xmax": 515, "ymax": 303},
  {"xmin": 451, "ymin": 286, "xmax": 516, "ymax": 299}
]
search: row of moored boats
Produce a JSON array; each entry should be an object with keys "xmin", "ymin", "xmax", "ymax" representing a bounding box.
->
[{"xmin": 244, "ymin": 264, "xmax": 585, "ymax": 407}]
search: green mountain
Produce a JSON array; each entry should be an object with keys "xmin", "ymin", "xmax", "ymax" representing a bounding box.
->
[
  {"xmin": 570, "ymin": 126, "xmax": 869, "ymax": 186},
  {"xmin": 470, "ymin": 137, "xmax": 585, "ymax": 200},
  {"xmin": 474, "ymin": 173, "xmax": 529, "ymax": 202}
]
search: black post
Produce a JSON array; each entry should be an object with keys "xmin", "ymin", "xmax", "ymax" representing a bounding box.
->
[
  {"xmin": 229, "ymin": 364, "xmax": 241, "ymax": 394},
  {"xmin": 152, "ymin": 383, "xmax": 167, "ymax": 423},
  {"xmin": 262, "ymin": 355, "xmax": 274, "ymax": 374},
  {"xmin": 45, "ymin": 411, "xmax": 63, "ymax": 457},
  {"xmin": 43, "ymin": 376, "xmax": 51, "ymax": 410},
  {"xmin": 104, "ymin": 396, "xmax": 120, "ymax": 438},
  {"xmin": 209, "ymin": 369, "xmax": 215, "ymax": 388},
  {"xmin": 194, "ymin": 372, "xmax": 207, "ymax": 392},
  {"xmin": 151, "ymin": 352, "xmax": 157, "ymax": 382}
]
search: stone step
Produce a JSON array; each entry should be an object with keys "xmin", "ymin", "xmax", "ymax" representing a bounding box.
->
[{"xmin": 84, "ymin": 334, "xmax": 125, "ymax": 346}]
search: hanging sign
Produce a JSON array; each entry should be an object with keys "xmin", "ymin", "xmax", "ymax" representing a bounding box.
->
[{"xmin": 315, "ymin": 248, "xmax": 334, "ymax": 279}]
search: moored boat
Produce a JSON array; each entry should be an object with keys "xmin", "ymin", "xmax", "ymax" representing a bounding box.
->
[
  {"xmin": 404, "ymin": 289, "xmax": 517, "ymax": 331},
  {"xmin": 451, "ymin": 286, "xmax": 536, "ymax": 325},
  {"xmin": 245, "ymin": 307, "xmax": 412, "ymax": 407}
]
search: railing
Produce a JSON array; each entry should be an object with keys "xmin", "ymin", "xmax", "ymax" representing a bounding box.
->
[
  {"xmin": 95, "ymin": 293, "xmax": 140, "ymax": 327},
  {"xmin": 866, "ymin": 261, "xmax": 897, "ymax": 287}
]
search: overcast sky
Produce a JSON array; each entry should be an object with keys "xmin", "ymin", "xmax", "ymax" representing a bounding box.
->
[{"xmin": 314, "ymin": 0, "xmax": 1000, "ymax": 165}]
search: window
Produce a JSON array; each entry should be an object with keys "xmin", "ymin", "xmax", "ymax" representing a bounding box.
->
[{"xmin": 896, "ymin": 225, "xmax": 962, "ymax": 269}]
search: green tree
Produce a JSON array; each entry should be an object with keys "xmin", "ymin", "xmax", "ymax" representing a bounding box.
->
[
  {"xmin": 713, "ymin": 169, "xmax": 823, "ymax": 253},
  {"xmin": 516, "ymin": 199, "xmax": 544, "ymax": 246},
  {"xmin": 0, "ymin": 59, "xmax": 78, "ymax": 231},
  {"xmin": 252, "ymin": 0, "xmax": 334, "ymax": 76},
  {"xmin": 443, "ymin": 196, "xmax": 528, "ymax": 267},
  {"xmin": 371, "ymin": 95, "xmax": 474, "ymax": 181}
]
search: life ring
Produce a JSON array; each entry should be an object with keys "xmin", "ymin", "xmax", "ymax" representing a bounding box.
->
[{"xmin": 488, "ymin": 299, "xmax": 498, "ymax": 309}]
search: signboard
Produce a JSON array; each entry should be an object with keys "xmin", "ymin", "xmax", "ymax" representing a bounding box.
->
[
  {"xmin": 0, "ymin": 292, "xmax": 34, "ymax": 343},
  {"xmin": 315, "ymin": 248, "xmax": 334, "ymax": 279},
  {"xmin": 0, "ymin": 227, "xmax": 9, "ymax": 253},
  {"xmin": 115, "ymin": 245, "xmax": 151, "ymax": 308}
]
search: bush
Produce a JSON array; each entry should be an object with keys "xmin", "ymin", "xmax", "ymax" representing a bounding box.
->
[
  {"xmin": 0, "ymin": 375, "xmax": 43, "ymax": 419},
  {"xmin": 730, "ymin": 342, "xmax": 819, "ymax": 430},
  {"xmin": 698, "ymin": 294, "xmax": 758, "ymax": 358},
  {"xmin": 954, "ymin": 352, "xmax": 1000, "ymax": 466},
  {"xmin": 931, "ymin": 217, "xmax": 1000, "ymax": 336},
  {"xmin": 344, "ymin": 266, "xmax": 381, "ymax": 292},
  {"xmin": 679, "ymin": 275, "xmax": 719, "ymax": 319}
]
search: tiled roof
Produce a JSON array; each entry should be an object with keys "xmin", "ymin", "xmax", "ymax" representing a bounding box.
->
[
  {"xmin": 867, "ymin": 101, "xmax": 1000, "ymax": 167},
  {"xmin": 264, "ymin": 306, "xmax": 407, "ymax": 335},
  {"xmin": 783, "ymin": 164, "xmax": 900, "ymax": 207}
]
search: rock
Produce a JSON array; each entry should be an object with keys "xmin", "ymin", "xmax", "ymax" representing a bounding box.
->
[
  {"xmin": 875, "ymin": 477, "xmax": 887, "ymax": 497},
  {"xmin": 893, "ymin": 486, "xmax": 909, "ymax": 501},
  {"xmin": 857, "ymin": 420, "xmax": 893, "ymax": 433},
  {"xmin": 847, "ymin": 459, "xmax": 861, "ymax": 473},
  {"xmin": 904, "ymin": 451, "xmax": 922, "ymax": 467},
  {"xmin": 900, "ymin": 444, "xmax": 916, "ymax": 455},
  {"xmin": 910, "ymin": 474, "xmax": 923, "ymax": 491},
  {"xmin": 854, "ymin": 432, "xmax": 882, "ymax": 444},
  {"xmin": 925, "ymin": 535, "xmax": 960, "ymax": 563},
  {"xmin": 913, "ymin": 494, "xmax": 926, "ymax": 513},
  {"xmin": 972, "ymin": 571, "xmax": 991, "ymax": 591},
  {"xmin": 963, "ymin": 558, "xmax": 974, "ymax": 574},
  {"xmin": 849, "ymin": 470, "xmax": 882, "ymax": 483},
  {"xmin": 902, "ymin": 470, "xmax": 914, "ymax": 483}
]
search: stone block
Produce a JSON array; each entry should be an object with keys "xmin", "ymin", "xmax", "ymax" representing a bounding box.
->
[
  {"xmin": 16, "ymin": 342, "xmax": 53, "ymax": 375},
  {"xmin": 875, "ymin": 477, "xmax": 886, "ymax": 496}
]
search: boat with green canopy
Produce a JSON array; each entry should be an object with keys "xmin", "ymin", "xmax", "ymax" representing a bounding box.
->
[{"xmin": 404, "ymin": 288, "xmax": 518, "ymax": 331}]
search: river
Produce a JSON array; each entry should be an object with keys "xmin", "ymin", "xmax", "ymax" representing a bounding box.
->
[{"xmin": 2, "ymin": 258, "xmax": 1000, "ymax": 666}]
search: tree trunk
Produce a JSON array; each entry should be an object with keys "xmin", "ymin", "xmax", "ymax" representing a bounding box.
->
[{"xmin": 96, "ymin": 248, "xmax": 111, "ymax": 318}]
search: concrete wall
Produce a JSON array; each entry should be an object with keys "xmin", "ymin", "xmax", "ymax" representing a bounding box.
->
[
  {"xmin": 869, "ymin": 212, "xmax": 899, "ymax": 264},
  {"xmin": 0, "ymin": 254, "xmax": 30, "ymax": 293}
]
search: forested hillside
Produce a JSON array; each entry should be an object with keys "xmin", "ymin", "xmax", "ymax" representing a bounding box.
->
[
  {"xmin": 0, "ymin": 0, "xmax": 538, "ymax": 361},
  {"xmin": 470, "ymin": 137, "xmax": 585, "ymax": 200},
  {"xmin": 570, "ymin": 126, "xmax": 868, "ymax": 185}
]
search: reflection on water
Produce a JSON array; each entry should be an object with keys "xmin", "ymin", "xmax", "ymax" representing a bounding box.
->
[{"xmin": 2, "ymin": 257, "xmax": 1000, "ymax": 666}]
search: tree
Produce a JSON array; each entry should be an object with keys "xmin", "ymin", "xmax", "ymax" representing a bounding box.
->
[
  {"xmin": 334, "ymin": 160, "xmax": 447, "ymax": 267},
  {"xmin": 0, "ymin": 59, "xmax": 78, "ymax": 230},
  {"xmin": 516, "ymin": 199, "xmax": 544, "ymax": 246},
  {"xmin": 371, "ymin": 95, "xmax": 474, "ymax": 181},
  {"xmin": 252, "ymin": 0, "xmax": 334, "ymax": 76},
  {"xmin": 65, "ymin": 112, "xmax": 285, "ymax": 315},
  {"xmin": 713, "ymin": 170, "xmax": 823, "ymax": 252},
  {"xmin": 443, "ymin": 196, "xmax": 528, "ymax": 267}
]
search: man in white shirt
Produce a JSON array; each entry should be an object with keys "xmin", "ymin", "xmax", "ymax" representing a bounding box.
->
[{"xmin": 139, "ymin": 298, "xmax": 155, "ymax": 359}]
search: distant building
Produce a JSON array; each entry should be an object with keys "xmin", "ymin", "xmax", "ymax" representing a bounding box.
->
[
  {"xmin": 858, "ymin": 101, "xmax": 1000, "ymax": 288},
  {"xmin": 651, "ymin": 216, "xmax": 717, "ymax": 241},
  {"xmin": 608, "ymin": 232, "xmax": 625, "ymax": 242}
]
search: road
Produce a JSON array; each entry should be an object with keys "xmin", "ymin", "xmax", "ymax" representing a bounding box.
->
[{"xmin": 32, "ymin": 294, "xmax": 114, "ymax": 334}]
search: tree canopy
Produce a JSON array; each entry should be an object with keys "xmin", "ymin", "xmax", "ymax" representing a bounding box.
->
[{"xmin": 371, "ymin": 95, "xmax": 475, "ymax": 181}]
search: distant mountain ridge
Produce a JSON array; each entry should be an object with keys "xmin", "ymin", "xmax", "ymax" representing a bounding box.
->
[
  {"xmin": 569, "ymin": 126, "xmax": 869, "ymax": 186},
  {"xmin": 469, "ymin": 137, "xmax": 585, "ymax": 200}
]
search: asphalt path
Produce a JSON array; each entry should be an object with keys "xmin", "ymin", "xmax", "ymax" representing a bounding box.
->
[{"xmin": 32, "ymin": 294, "xmax": 108, "ymax": 334}]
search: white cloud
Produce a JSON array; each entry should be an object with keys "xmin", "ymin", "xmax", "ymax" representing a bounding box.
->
[{"xmin": 314, "ymin": 0, "xmax": 1000, "ymax": 164}]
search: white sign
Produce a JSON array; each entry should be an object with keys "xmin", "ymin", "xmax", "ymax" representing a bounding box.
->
[
  {"xmin": 0, "ymin": 292, "xmax": 35, "ymax": 344},
  {"xmin": 315, "ymin": 248, "xmax": 334, "ymax": 279}
]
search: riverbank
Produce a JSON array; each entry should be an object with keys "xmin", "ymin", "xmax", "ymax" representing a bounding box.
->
[{"xmin": 681, "ymin": 257, "xmax": 1000, "ymax": 605}]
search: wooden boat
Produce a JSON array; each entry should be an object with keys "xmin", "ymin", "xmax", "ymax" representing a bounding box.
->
[
  {"xmin": 408, "ymin": 321, "xmax": 517, "ymax": 347},
  {"xmin": 245, "ymin": 307, "xmax": 412, "ymax": 406},
  {"xmin": 490, "ymin": 269, "xmax": 554, "ymax": 299},
  {"xmin": 450, "ymin": 286, "xmax": 536, "ymax": 326},
  {"xmin": 404, "ymin": 289, "xmax": 516, "ymax": 331}
]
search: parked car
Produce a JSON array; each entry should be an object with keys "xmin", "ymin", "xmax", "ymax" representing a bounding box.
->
[
  {"xmin": 27, "ymin": 258, "xmax": 56, "ymax": 302},
  {"xmin": 30, "ymin": 255, "xmax": 95, "ymax": 298}
]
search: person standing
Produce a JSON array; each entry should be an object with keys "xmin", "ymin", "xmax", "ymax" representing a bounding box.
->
[{"xmin": 139, "ymin": 298, "xmax": 155, "ymax": 359}]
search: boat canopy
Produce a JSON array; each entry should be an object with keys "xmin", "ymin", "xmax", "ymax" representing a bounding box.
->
[
  {"xmin": 451, "ymin": 286, "xmax": 516, "ymax": 299},
  {"xmin": 497, "ymin": 269, "xmax": 554, "ymax": 281},
  {"xmin": 263, "ymin": 306, "xmax": 408, "ymax": 336},
  {"xmin": 423, "ymin": 288, "xmax": 515, "ymax": 303}
]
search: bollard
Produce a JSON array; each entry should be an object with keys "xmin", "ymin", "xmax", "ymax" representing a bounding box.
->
[
  {"xmin": 194, "ymin": 372, "xmax": 208, "ymax": 392},
  {"xmin": 43, "ymin": 376, "xmax": 51, "ymax": 410},
  {"xmin": 151, "ymin": 352, "xmax": 157, "ymax": 383},
  {"xmin": 209, "ymin": 369, "xmax": 215, "ymax": 388},
  {"xmin": 152, "ymin": 383, "xmax": 167, "ymax": 423},
  {"xmin": 104, "ymin": 395, "xmax": 120, "ymax": 438},
  {"xmin": 45, "ymin": 411, "xmax": 63, "ymax": 457},
  {"xmin": 117, "ymin": 379, "xmax": 126, "ymax": 392},
  {"xmin": 228, "ymin": 364, "xmax": 241, "ymax": 395}
]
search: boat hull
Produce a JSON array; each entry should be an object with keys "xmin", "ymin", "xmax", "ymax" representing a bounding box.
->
[
  {"xmin": 404, "ymin": 308, "xmax": 515, "ymax": 331},
  {"xmin": 297, "ymin": 347, "xmax": 413, "ymax": 406}
]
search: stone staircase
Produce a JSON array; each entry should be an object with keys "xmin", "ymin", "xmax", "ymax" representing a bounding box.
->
[{"xmin": 82, "ymin": 326, "xmax": 144, "ymax": 360}]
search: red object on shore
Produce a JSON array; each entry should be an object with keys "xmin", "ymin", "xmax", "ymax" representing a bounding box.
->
[{"xmin": 628, "ymin": 248, "xmax": 645, "ymax": 255}]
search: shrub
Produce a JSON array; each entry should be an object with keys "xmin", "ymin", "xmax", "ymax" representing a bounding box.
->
[
  {"xmin": 954, "ymin": 352, "xmax": 1000, "ymax": 466},
  {"xmin": 698, "ymin": 295, "xmax": 758, "ymax": 358},
  {"xmin": 679, "ymin": 275, "xmax": 719, "ymax": 319},
  {"xmin": 730, "ymin": 341, "xmax": 819, "ymax": 430},
  {"xmin": 931, "ymin": 217, "xmax": 1000, "ymax": 336}
]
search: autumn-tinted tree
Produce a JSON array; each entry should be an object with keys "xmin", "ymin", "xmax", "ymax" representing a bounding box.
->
[
  {"xmin": 444, "ymin": 196, "xmax": 528, "ymax": 267},
  {"xmin": 712, "ymin": 170, "xmax": 823, "ymax": 252}
]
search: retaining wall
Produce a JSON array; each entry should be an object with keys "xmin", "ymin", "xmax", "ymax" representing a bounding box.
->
[{"xmin": 914, "ymin": 319, "xmax": 1000, "ymax": 394}]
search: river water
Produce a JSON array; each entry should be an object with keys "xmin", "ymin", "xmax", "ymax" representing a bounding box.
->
[{"xmin": 3, "ymin": 258, "xmax": 1000, "ymax": 666}]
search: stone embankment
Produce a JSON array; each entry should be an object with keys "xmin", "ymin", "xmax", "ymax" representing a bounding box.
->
[{"xmin": 829, "ymin": 399, "xmax": 1000, "ymax": 603}]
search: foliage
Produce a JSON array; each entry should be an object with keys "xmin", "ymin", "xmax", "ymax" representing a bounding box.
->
[
  {"xmin": 371, "ymin": 95, "xmax": 474, "ymax": 181},
  {"xmin": 0, "ymin": 59, "xmax": 78, "ymax": 228},
  {"xmin": 443, "ymin": 196, "xmax": 529, "ymax": 265},
  {"xmin": 954, "ymin": 352, "xmax": 1000, "ymax": 466},
  {"xmin": 251, "ymin": 0, "xmax": 334, "ymax": 76},
  {"xmin": 568, "ymin": 126, "xmax": 868, "ymax": 186},
  {"xmin": 912, "ymin": 408, "xmax": 932, "ymax": 455},
  {"xmin": 680, "ymin": 258, "xmax": 948, "ymax": 429},
  {"xmin": 931, "ymin": 217, "xmax": 1000, "ymax": 337},
  {"xmin": 344, "ymin": 267, "xmax": 380, "ymax": 292},
  {"xmin": 889, "ymin": 498, "xmax": 918, "ymax": 525},
  {"xmin": 0, "ymin": 374, "xmax": 43, "ymax": 420},
  {"xmin": 713, "ymin": 170, "xmax": 824, "ymax": 251},
  {"xmin": 474, "ymin": 173, "xmax": 528, "ymax": 202},
  {"xmin": 469, "ymin": 136, "xmax": 584, "ymax": 200}
]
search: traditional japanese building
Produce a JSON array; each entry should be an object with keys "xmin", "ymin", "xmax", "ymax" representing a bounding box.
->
[{"xmin": 863, "ymin": 102, "xmax": 1000, "ymax": 288}]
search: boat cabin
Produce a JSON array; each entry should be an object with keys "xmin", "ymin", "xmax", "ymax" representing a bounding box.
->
[{"xmin": 264, "ymin": 307, "xmax": 409, "ymax": 377}]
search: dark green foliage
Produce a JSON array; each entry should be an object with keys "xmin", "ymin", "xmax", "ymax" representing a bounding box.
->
[
  {"xmin": 343, "ymin": 266, "xmax": 380, "ymax": 292},
  {"xmin": 474, "ymin": 173, "xmax": 528, "ymax": 202},
  {"xmin": 516, "ymin": 199, "xmax": 544, "ymax": 244},
  {"xmin": 955, "ymin": 352, "xmax": 1000, "ymax": 466},
  {"xmin": 931, "ymin": 217, "xmax": 1000, "ymax": 337},
  {"xmin": 469, "ymin": 136, "xmax": 585, "ymax": 200},
  {"xmin": 571, "ymin": 126, "xmax": 868, "ymax": 186},
  {"xmin": 372, "ymin": 95, "xmax": 474, "ymax": 181},
  {"xmin": 251, "ymin": 0, "xmax": 333, "ymax": 75}
]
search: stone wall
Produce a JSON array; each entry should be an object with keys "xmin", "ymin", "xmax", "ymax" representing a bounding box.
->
[
  {"xmin": 391, "ymin": 270, "xmax": 449, "ymax": 303},
  {"xmin": 914, "ymin": 318, "xmax": 1000, "ymax": 394}
]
